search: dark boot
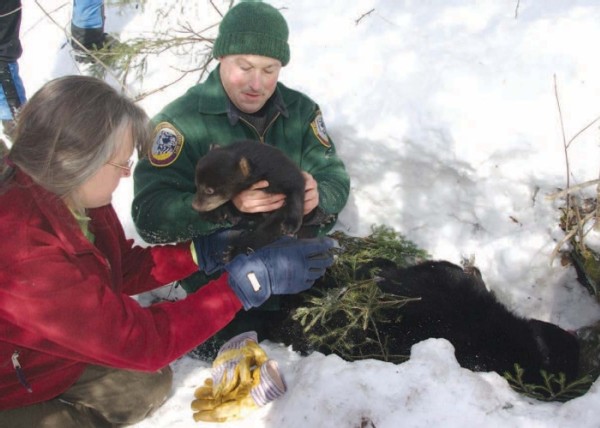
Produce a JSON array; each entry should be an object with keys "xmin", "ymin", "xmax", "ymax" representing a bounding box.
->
[
  {"xmin": 71, "ymin": 24, "xmax": 121, "ymax": 64},
  {"xmin": 71, "ymin": 24, "xmax": 106, "ymax": 50}
]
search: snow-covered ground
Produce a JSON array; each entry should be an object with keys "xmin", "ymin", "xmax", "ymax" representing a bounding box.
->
[{"xmin": 11, "ymin": 0, "xmax": 600, "ymax": 426}]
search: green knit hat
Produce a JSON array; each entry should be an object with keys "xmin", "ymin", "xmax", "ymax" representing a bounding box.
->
[{"xmin": 213, "ymin": 1, "xmax": 290, "ymax": 66}]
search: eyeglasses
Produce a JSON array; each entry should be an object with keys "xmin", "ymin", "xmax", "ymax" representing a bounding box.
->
[{"xmin": 106, "ymin": 159, "xmax": 134, "ymax": 176}]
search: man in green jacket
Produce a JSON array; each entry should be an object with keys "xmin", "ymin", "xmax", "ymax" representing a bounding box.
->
[{"xmin": 132, "ymin": 1, "xmax": 350, "ymax": 352}]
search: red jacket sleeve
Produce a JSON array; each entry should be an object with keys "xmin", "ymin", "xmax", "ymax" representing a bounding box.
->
[
  {"xmin": 0, "ymin": 203, "xmax": 243, "ymax": 372},
  {"xmin": 1, "ymin": 245, "xmax": 242, "ymax": 371},
  {"xmin": 89, "ymin": 205, "xmax": 201, "ymax": 296}
]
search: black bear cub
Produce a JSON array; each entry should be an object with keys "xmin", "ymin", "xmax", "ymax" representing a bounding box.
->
[{"xmin": 192, "ymin": 140, "xmax": 305, "ymax": 255}]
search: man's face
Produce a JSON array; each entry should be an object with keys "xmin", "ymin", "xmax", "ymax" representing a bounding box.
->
[{"xmin": 219, "ymin": 54, "xmax": 282, "ymax": 114}]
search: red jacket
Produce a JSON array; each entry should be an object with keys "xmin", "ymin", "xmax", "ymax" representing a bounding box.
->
[{"xmin": 0, "ymin": 169, "xmax": 242, "ymax": 410}]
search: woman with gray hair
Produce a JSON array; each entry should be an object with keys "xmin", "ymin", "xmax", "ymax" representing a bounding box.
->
[{"xmin": 0, "ymin": 75, "xmax": 335, "ymax": 427}]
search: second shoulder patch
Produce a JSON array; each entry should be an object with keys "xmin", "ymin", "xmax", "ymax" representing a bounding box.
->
[{"xmin": 310, "ymin": 111, "xmax": 331, "ymax": 148}]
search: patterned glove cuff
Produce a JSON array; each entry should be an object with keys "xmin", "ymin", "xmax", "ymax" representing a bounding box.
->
[
  {"xmin": 251, "ymin": 360, "xmax": 287, "ymax": 406},
  {"xmin": 218, "ymin": 331, "xmax": 258, "ymax": 354},
  {"xmin": 211, "ymin": 331, "xmax": 261, "ymax": 385}
]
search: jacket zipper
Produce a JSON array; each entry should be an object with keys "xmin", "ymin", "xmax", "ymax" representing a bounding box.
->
[
  {"xmin": 12, "ymin": 351, "xmax": 32, "ymax": 393},
  {"xmin": 239, "ymin": 111, "xmax": 281, "ymax": 144}
]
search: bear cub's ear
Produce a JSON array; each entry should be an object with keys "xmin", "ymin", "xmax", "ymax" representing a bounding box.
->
[
  {"xmin": 238, "ymin": 157, "xmax": 251, "ymax": 177},
  {"xmin": 208, "ymin": 143, "xmax": 221, "ymax": 151}
]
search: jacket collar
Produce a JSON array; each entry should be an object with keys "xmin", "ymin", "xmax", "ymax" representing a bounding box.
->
[
  {"xmin": 12, "ymin": 169, "xmax": 96, "ymax": 255},
  {"xmin": 226, "ymin": 90, "xmax": 289, "ymax": 127}
]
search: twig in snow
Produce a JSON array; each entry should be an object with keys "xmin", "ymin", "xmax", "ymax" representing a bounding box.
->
[
  {"xmin": 547, "ymin": 179, "xmax": 600, "ymax": 200},
  {"xmin": 356, "ymin": 8, "xmax": 375, "ymax": 25}
]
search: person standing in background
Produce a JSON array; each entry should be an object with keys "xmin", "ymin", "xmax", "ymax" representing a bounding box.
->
[
  {"xmin": 0, "ymin": 0, "xmax": 26, "ymax": 135},
  {"xmin": 1, "ymin": 0, "xmax": 116, "ymax": 135}
]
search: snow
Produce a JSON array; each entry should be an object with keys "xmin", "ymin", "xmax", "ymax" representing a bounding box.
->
[{"xmin": 11, "ymin": 0, "xmax": 600, "ymax": 426}]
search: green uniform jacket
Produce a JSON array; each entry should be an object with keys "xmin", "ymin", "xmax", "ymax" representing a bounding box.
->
[{"xmin": 132, "ymin": 67, "xmax": 350, "ymax": 244}]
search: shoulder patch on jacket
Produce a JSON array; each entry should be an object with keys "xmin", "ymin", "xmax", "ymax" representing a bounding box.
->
[
  {"xmin": 150, "ymin": 122, "xmax": 184, "ymax": 167},
  {"xmin": 310, "ymin": 111, "xmax": 331, "ymax": 148}
]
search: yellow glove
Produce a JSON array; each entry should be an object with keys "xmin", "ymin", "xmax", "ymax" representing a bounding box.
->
[
  {"xmin": 209, "ymin": 332, "xmax": 268, "ymax": 399},
  {"xmin": 192, "ymin": 360, "xmax": 287, "ymax": 423}
]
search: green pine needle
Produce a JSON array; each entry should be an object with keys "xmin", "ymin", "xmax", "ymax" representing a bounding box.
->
[
  {"xmin": 503, "ymin": 364, "xmax": 594, "ymax": 402},
  {"xmin": 289, "ymin": 225, "xmax": 427, "ymax": 363}
]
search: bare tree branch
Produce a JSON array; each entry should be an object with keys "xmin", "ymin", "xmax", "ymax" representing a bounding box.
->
[
  {"xmin": 356, "ymin": 8, "xmax": 375, "ymax": 25},
  {"xmin": 596, "ymin": 174, "xmax": 600, "ymax": 231},
  {"xmin": 133, "ymin": 71, "xmax": 190, "ymax": 102},
  {"xmin": 547, "ymin": 179, "xmax": 600, "ymax": 200},
  {"xmin": 566, "ymin": 114, "xmax": 600, "ymax": 149},
  {"xmin": 553, "ymin": 74, "xmax": 571, "ymax": 212},
  {"xmin": 551, "ymin": 210, "xmax": 595, "ymax": 262},
  {"xmin": 550, "ymin": 75, "xmax": 600, "ymax": 265}
]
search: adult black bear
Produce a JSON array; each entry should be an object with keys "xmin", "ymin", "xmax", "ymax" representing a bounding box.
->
[
  {"xmin": 374, "ymin": 260, "xmax": 580, "ymax": 384},
  {"xmin": 192, "ymin": 140, "xmax": 305, "ymax": 254},
  {"xmin": 267, "ymin": 259, "xmax": 580, "ymax": 388}
]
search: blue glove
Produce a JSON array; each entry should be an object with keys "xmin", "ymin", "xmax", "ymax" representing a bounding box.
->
[
  {"xmin": 224, "ymin": 236, "xmax": 336, "ymax": 309},
  {"xmin": 193, "ymin": 228, "xmax": 244, "ymax": 274}
]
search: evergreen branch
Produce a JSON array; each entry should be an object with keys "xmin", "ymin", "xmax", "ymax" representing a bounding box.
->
[
  {"xmin": 33, "ymin": 0, "xmax": 130, "ymax": 96},
  {"xmin": 503, "ymin": 364, "xmax": 594, "ymax": 402},
  {"xmin": 370, "ymin": 315, "xmax": 388, "ymax": 360},
  {"xmin": 289, "ymin": 225, "xmax": 427, "ymax": 363},
  {"xmin": 34, "ymin": 0, "xmax": 230, "ymax": 99}
]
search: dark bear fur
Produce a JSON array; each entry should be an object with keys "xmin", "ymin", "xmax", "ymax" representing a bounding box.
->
[
  {"xmin": 192, "ymin": 140, "xmax": 305, "ymax": 254},
  {"xmin": 266, "ymin": 260, "xmax": 580, "ymax": 387},
  {"xmin": 374, "ymin": 261, "xmax": 580, "ymax": 384}
]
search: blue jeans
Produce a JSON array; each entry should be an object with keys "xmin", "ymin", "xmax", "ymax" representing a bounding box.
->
[
  {"xmin": 0, "ymin": 61, "xmax": 26, "ymax": 121},
  {"xmin": 71, "ymin": 0, "xmax": 106, "ymax": 50},
  {"xmin": 72, "ymin": 0, "xmax": 104, "ymax": 30}
]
